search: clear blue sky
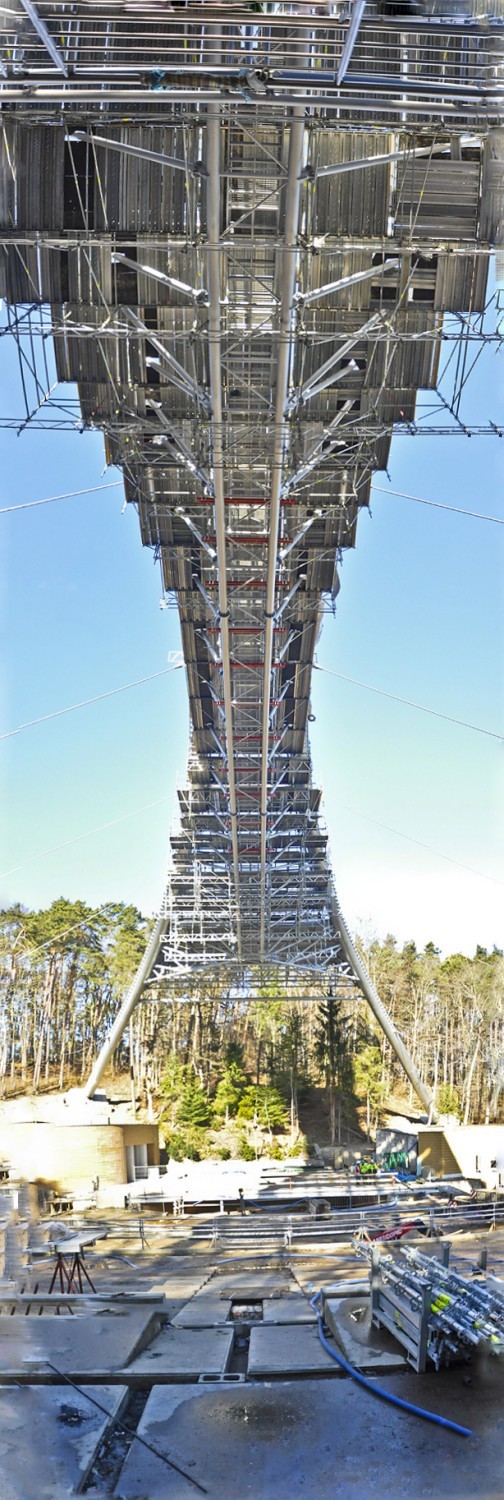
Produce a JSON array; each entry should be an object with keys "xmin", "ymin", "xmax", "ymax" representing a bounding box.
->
[{"xmin": 1, "ymin": 319, "xmax": 503, "ymax": 957}]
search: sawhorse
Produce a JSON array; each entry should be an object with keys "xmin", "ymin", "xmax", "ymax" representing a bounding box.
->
[{"xmin": 48, "ymin": 1249, "xmax": 96, "ymax": 1294}]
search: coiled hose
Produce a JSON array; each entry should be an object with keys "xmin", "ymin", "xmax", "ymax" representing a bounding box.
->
[{"xmin": 310, "ymin": 1294, "xmax": 471, "ymax": 1438}]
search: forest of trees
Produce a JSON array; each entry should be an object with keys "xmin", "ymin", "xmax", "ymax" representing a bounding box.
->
[{"xmin": 0, "ymin": 900, "xmax": 502, "ymax": 1148}]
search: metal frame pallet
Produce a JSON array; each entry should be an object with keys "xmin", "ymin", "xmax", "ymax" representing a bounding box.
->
[{"xmin": 365, "ymin": 1241, "xmax": 504, "ymax": 1370}]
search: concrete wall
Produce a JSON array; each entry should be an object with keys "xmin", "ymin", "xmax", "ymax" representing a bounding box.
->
[
  {"xmin": 418, "ymin": 1126, "xmax": 504, "ymax": 1189},
  {"xmin": 0, "ymin": 1121, "xmax": 159, "ymax": 1191},
  {"xmin": 318, "ymin": 1146, "xmax": 364, "ymax": 1169},
  {"xmin": 375, "ymin": 1128, "xmax": 417, "ymax": 1170}
]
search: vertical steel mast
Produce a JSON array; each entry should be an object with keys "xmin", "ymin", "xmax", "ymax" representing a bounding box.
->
[
  {"xmin": 206, "ymin": 51, "xmax": 242, "ymax": 960},
  {"xmin": 259, "ymin": 94, "xmax": 306, "ymax": 963}
]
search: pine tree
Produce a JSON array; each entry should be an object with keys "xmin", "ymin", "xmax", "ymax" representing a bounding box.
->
[
  {"xmin": 213, "ymin": 1044, "xmax": 248, "ymax": 1122},
  {"xmin": 178, "ymin": 1078, "xmax": 212, "ymax": 1128},
  {"xmin": 314, "ymin": 993, "xmax": 352, "ymax": 1145}
]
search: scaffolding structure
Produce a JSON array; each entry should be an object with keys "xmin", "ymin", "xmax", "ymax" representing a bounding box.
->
[{"xmin": 1, "ymin": 1, "xmax": 503, "ymax": 1106}]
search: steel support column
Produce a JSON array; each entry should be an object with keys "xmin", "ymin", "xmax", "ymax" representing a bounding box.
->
[
  {"xmin": 206, "ymin": 63, "xmax": 242, "ymax": 958},
  {"xmin": 331, "ymin": 895, "xmax": 436, "ymax": 1117},
  {"xmin": 259, "ymin": 97, "xmax": 306, "ymax": 960},
  {"xmin": 83, "ymin": 910, "xmax": 168, "ymax": 1099}
]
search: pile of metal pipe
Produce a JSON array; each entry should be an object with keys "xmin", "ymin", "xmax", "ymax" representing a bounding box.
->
[{"xmin": 358, "ymin": 1241, "xmax": 504, "ymax": 1367}]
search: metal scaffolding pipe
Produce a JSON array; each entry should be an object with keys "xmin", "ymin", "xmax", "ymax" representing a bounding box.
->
[
  {"xmin": 73, "ymin": 131, "xmax": 187, "ymax": 174},
  {"xmin": 281, "ymin": 399, "xmax": 353, "ymax": 496},
  {"xmin": 259, "ymin": 95, "xmax": 306, "ymax": 961},
  {"xmin": 337, "ymin": 0, "xmax": 366, "ymax": 87},
  {"xmin": 331, "ymin": 895, "xmax": 436, "ymax": 1117},
  {"xmin": 206, "ymin": 62, "xmax": 243, "ymax": 959},
  {"xmin": 299, "ymin": 259, "xmax": 400, "ymax": 308},
  {"xmin": 288, "ymin": 313, "xmax": 381, "ymax": 410},
  {"xmin": 84, "ymin": 910, "xmax": 168, "ymax": 1098},
  {"xmin": 112, "ymin": 252, "xmax": 208, "ymax": 305},
  {"xmin": 20, "ymin": 0, "xmax": 68, "ymax": 75},
  {"xmin": 313, "ymin": 138, "xmax": 478, "ymax": 179}
]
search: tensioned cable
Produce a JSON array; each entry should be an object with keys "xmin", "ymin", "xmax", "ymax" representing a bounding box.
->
[
  {"xmin": 0, "ymin": 663, "xmax": 183, "ymax": 741},
  {"xmin": 15, "ymin": 900, "xmax": 152, "ymax": 961},
  {"xmin": 4, "ymin": 786, "xmax": 500, "ymax": 891},
  {"xmin": 333, "ymin": 798, "xmax": 503, "ymax": 888},
  {"xmin": 313, "ymin": 663, "xmax": 502, "ymax": 741},
  {"xmin": 372, "ymin": 484, "xmax": 504, "ymax": 524},
  {"xmin": 17, "ymin": 907, "xmax": 131, "ymax": 962},
  {"xmin": 0, "ymin": 481, "xmax": 122, "ymax": 514},
  {"xmin": 0, "ymin": 795, "xmax": 171, "ymax": 881},
  {"xmin": 44, "ymin": 1364, "xmax": 207, "ymax": 1494}
]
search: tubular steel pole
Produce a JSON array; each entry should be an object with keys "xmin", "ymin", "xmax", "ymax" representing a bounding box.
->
[
  {"xmin": 331, "ymin": 895, "xmax": 436, "ymax": 1117},
  {"xmin": 259, "ymin": 96, "xmax": 306, "ymax": 961},
  {"xmin": 206, "ymin": 64, "xmax": 242, "ymax": 960},
  {"xmin": 84, "ymin": 911, "xmax": 168, "ymax": 1098}
]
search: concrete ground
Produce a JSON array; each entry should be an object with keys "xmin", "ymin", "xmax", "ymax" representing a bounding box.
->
[
  {"xmin": 114, "ymin": 1367, "xmax": 504, "ymax": 1500},
  {"xmin": 2, "ymin": 1213, "xmax": 503, "ymax": 1499},
  {"xmin": 324, "ymin": 1294, "xmax": 407, "ymax": 1372},
  {"xmin": 0, "ymin": 1383, "xmax": 126, "ymax": 1500},
  {"xmin": 0, "ymin": 1303, "xmax": 160, "ymax": 1378}
]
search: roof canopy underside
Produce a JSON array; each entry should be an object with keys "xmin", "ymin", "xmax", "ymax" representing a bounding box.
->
[{"xmin": 0, "ymin": 1, "xmax": 501, "ymax": 982}]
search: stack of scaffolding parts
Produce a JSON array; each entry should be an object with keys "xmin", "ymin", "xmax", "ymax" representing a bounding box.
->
[{"xmin": 356, "ymin": 1241, "xmax": 504, "ymax": 1371}]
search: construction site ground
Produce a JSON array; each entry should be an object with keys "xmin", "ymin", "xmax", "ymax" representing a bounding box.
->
[{"xmin": 3, "ymin": 1210, "xmax": 504, "ymax": 1500}]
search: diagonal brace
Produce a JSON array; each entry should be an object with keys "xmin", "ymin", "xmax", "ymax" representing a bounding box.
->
[{"xmin": 20, "ymin": 0, "xmax": 68, "ymax": 75}]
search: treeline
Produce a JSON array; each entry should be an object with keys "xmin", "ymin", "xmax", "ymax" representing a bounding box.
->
[
  {"xmin": 0, "ymin": 900, "xmax": 502, "ymax": 1128},
  {"xmin": 364, "ymin": 936, "xmax": 503, "ymax": 1125},
  {"xmin": 0, "ymin": 900, "xmax": 151, "ymax": 1093}
]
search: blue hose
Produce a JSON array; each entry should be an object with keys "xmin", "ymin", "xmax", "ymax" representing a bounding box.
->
[{"xmin": 309, "ymin": 1295, "xmax": 471, "ymax": 1438}]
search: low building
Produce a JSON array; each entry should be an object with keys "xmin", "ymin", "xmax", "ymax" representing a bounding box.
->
[
  {"xmin": 418, "ymin": 1125, "xmax": 504, "ymax": 1189},
  {"xmin": 0, "ymin": 1095, "xmax": 159, "ymax": 1193}
]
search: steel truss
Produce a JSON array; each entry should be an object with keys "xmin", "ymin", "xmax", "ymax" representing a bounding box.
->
[
  {"xmin": 1, "ymin": 1, "xmax": 504, "ymax": 125},
  {"xmin": 1, "ymin": 3, "xmax": 503, "ymax": 1112}
]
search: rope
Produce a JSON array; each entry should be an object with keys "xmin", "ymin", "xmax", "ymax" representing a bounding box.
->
[
  {"xmin": 313, "ymin": 663, "xmax": 502, "ymax": 741},
  {"xmin": 373, "ymin": 485, "xmax": 504, "ymax": 525},
  {"xmin": 1, "ymin": 664, "xmax": 183, "ymax": 742},
  {"xmin": 0, "ymin": 481, "xmax": 122, "ymax": 514},
  {"xmin": 0, "ymin": 795, "xmax": 171, "ymax": 880}
]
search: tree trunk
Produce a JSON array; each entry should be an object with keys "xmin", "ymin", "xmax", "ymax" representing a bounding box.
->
[
  {"xmin": 130, "ymin": 1018, "xmax": 136, "ymax": 1116},
  {"xmin": 432, "ymin": 1037, "xmax": 440, "ymax": 1107},
  {"xmin": 463, "ymin": 1039, "xmax": 480, "ymax": 1125},
  {"xmin": 59, "ymin": 1019, "xmax": 67, "ymax": 1091},
  {"xmin": 329, "ymin": 1077, "xmax": 335, "ymax": 1146},
  {"xmin": 9, "ymin": 991, "xmax": 16, "ymax": 1082},
  {"xmin": 33, "ymin": 957, "xmax": 57, "ymax": 1092}
]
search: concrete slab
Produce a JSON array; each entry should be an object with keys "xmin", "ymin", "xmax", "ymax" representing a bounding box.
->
[
  {"xmin": 0, "ymin": 1382, "xmax": 125, "ymax": 1500},
  {"xmin": 325, "ymin": 1296, "xmax": 407, "ymax": 1372},
  {"xmin": 127, "ymin": 1325, "xmax": 234, "ymax": 1380},
  {"xmin": 147, "ymin": 1269, "xmax": 212, "ymax": 1300},
  {"xmin": 262, "ymin": 1294, "xmax": 316, "ymax": 1324},
  {"xmin": 213, "ymin": 1273, "xmax": 293, "ymax": 1295},
  {"xmin": 172, "ymin": 1295, "xmax": 232, "ymax": 1327},
  {"xmin": 148, "ymin": 1269, "xmax": 214, "ymax": 1322},
  {"xmin": 0, "ymin": 1305, "xmax": 159, "ymax": 1377},
  {"xmin": 113, "ymin": 1370, "xmax": 504, "ymax": 1499},
  {"xmin": 248, "ymin": 1323, "xmax": 340, "ymax": 1375}
]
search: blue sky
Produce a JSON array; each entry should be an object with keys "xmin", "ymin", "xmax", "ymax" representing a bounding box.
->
[{"xmin": 1, "ymin": 321, "xmax": 503, "ymax": 957}]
